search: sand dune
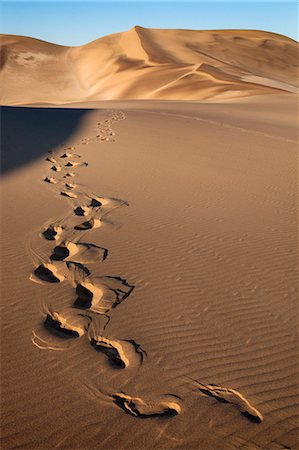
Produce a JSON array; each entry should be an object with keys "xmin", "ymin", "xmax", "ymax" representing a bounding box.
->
[
  {"xmin": 0, "ymin": 23, "xmax": 298, "ymax": 450},
  {"xmin": 1, "ymin": 26, "xmax": 298, "ymax": 104}
]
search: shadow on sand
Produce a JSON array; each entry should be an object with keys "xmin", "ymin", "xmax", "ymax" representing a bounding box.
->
[{"xmin": 0, "ymin": 107, "xmax": 92, "ymax": 175}]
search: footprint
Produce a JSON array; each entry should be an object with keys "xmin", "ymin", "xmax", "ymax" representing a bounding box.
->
[
  {"xmin": 51, "ymin": 165, "xmax": 61, "ymax": 172},
  {"xmin": 74, "ymin": 218, "xmax": 102, "ymax": 230},
  {"xmin": 74, "ymin": 276, "xmax": 134, "ymax": 314},
  {"xmin": 44, "ymin": 177, "xmax": 57, "ymax": 184},
  {"xmin": 60, "ymin": 191, "xmax": 77, "ymax": 199},
  {"xmin": 66, "ymin": 261, "xmax": 91, "ymax": 278},
  {"xmin": 31, "ymin": 263, "xmax": 66, "ymax": 284},
  {"xmin": 112, "ymin": 393, "xmax": 182, "ymax": 418},
  {"xmin": 60, "ymin": 152, "xmax": 80, "ymax": 159},
  {"xmin": 88, "ymin": 196, "xmax": 128, "ymax": 210},
  {"xmin": 90, "ymin": 336, "xmax": 146, "ymax": 369},
  {"xmin": 65, "ymin": 183, "xmax": 76, "ymax": 190},
  {"xmin": 65, "ymin": 161, "xmax": 88, "ymax": 168},
  {"xmin": 64, "ymin": 172, "xmax": 76, "ymax": 178},
  {"xmin": 50, "ymin": 242, "xmax": 108, "ymax": 263},
  {"xmin": 195, "ymin": 382, "xmax": 263, "ymax": 423},
  {"xmin": 44, "ymin": 310, "xmax": 90, "ymax": 338},
  {"xmin": 74, "ymin": 206, "xmax": 91, "ymax": 216},
  {"xmin": 65, "ymin": 161, "xmax": 80, "ymax": 167},
  {"xmin": 90, "ymin": 198, "xmax": 102, "ymax": 208},
  {"xmin": 45, "ymin": 157, "xmax": 56, "ymax": 164},
  {"xmin": 42, "ymin": 225, "xmax": 64, "ymax": 241}
]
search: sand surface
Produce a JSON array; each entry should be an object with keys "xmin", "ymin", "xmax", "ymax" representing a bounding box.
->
[
  {"xmin": 1, "ymin": 27, "xmax": 298, "ymax": 104},
  {"xmin": 0, "ymin": 94, "xmax": 298, "ymax": 449}
]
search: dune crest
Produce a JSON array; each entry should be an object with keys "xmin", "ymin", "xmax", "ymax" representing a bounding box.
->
[{"xmin": 1, "ymin": 27, "xmax": 298, "ymax": 104}]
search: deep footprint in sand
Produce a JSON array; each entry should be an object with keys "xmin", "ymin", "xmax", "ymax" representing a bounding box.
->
[
  {"xmin": 45, "ymin": 157, "xmax": 56, "ymax": 164},
  {"xmin": 90, "ymin": 198, "xmax": 103, "ymax": 207},
  {"xmin": 60, "ymin": 152, "xmax": 80, "ymax": 159},
  {"xmin": 60, "ymin": 191, "xmax": 78, "ymax": 199},
  {"xmin": 50, "ymin": 242, "xmax": 108, "ymax": 263},
  {"xmin": 42, "ymin": 225, "xmax": 64, "ymax": 241},
  {"xmin": 65, "ymin": 161, "xmax": 88, "ymax": 168},
  {"xmin": 74, "ymin": 206, "xmax": 91, "ymax": 216},
  {"xmin": 89, "ymin": 196, "xmax": 123, "ymax": 209},
  {"xmin": 44, "ymin": 310, "xmax": 90, "ymax": 338},
  {"xmin": 195, "ymin": 382, "xmax": 263, "ymax": 423},
  {"xmin": 74, "ymin": 276, "xmax": 134, "ymax": 314},
  {"xmin": 51, "ymin": 165, "xmax": 61, "ymax": 172},
  {"xmin": 90, "ymin": 336, "xmax": 146, "ymax": 369},
  {"xmin": 64, "ymin": 172, "xmax": 76, "ymax": 178},
  {"xmin": 31, "ymin": 263, "xmax": 66, "ymax": 284},
  {"xmin": 66, "ymin": 261, "xmax": 91, "ymax": 279},
  {"xmin": 65, "ymin": 182, "xmax": 76, "ymax": 190},
  {"xmin": 112, "ymin": 393, "xmax": 182, "ymax": 418},
  {"xmin": 74, "ymin": 218, "xmax": 102, "ymax": 230},
  {"xmin": 44, "ymin": 177, "xmax": 57, "ymax": 184},
  {"xmin": 64, "ymin": 161, "xmax": 79, "ymax": 167}
]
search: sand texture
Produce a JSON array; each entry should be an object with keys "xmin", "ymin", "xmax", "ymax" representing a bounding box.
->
[
  {"xmin": 0, "ymin": 93, "xmax": 298, "ymax": 449},
  {"xmin": 1, "ymin": 27, "xmax": 299, "ymax": 105}
]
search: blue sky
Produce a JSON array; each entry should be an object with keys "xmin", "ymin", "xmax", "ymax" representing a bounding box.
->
[{"xmin": 0, "ymin": 1, "xmax": 297, "ymax": 45}]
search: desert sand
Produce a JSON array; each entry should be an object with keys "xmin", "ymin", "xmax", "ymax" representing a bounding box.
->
[
  {"xmin": 0, "ymin": 28, "xmax": 298, "ymax": 450},
  {"xmin": 1, "ymin": 27, "xmax": 298, "ymax": 104}
]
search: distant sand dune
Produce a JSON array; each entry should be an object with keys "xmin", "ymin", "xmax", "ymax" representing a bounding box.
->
[{"xmin": 1, "ymin": 26, "xmax": 298, "ymax": 104}]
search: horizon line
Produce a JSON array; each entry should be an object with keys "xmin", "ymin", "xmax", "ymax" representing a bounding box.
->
[{"xmin": 1, "ymin": 25, "xmax": 298, "ymax": 47}]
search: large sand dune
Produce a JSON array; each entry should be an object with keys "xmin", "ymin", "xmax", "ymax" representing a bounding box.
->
[{"xmin": 1, "ymin": 26, "xmax": 298, "ymax": 104}]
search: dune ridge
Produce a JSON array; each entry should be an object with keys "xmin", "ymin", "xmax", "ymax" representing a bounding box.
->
[{"xmin": 1, "ymin": 26, "xmax": 298, "ymax": 104}]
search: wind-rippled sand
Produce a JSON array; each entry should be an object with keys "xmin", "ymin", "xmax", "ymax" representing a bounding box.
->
[{"xmin": 0, "ymin": 95, "xmax": 298, "ymax": 449}]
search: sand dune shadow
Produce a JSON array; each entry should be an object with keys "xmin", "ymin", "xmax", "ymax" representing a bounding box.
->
[{"xmin": 0, "ymin": 106, "xmax": 92, "ymax": 174}]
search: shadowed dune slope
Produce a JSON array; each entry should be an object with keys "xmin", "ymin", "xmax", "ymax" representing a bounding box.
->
[
  {"xmin": 0, "ymin": 107, "xmax": 91, "ymax": 174},
  {"xmin": 1, "ymin": 27, "xmax": 298, "ymax": 104}
]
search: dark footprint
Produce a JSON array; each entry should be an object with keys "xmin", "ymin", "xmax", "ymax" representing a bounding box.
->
[
  {"xmin": 113, "ymin": 393, "xmax": 182, "ymax": 418},
  {"xmin": 60, "ymin": 152, "xmax": 80, "ymax": 159},
  {"xmin": 65, "ymin": 182, "xmax": 76, "ymax": 190},
  {"xmin": 32, "ymin": 263, "xmax": 65, "ymax": 283},
  {"xmin": 42, "ymin": 225, "xmax": 63, "ymax": 241},
  {"xmin": 65, "ymin": 161, "xmax": 88, "ymax": 168},
  {"xmin": 90, "ymin": 336, "xmax": 146, "ymax": 369},
  {"xmin": 195, "ymin": 382, "xmax": 263, "ymax": 423},
  {"xmin": 60, "ymin": 191, "xmax": 77, "ymax": 199},
  {"xmin": 74, "ymin": 206, "xmax": 91, "ymax": 216},
  {"xmin": 65, "ymin": 161, "xmax": 79, "ymax": 167},
  {"xmin": 74, "ymin": 218, "xmax": 101, "ymax": 230},
  {"xmin": 90, "ymin": 198, "xmax": 102, "ymax": 207},
  {"xmin": 44, "ymin": 177, "xmax": 57, "ymax": 184},
  {"xmin": 74, "ymin": 276, "xmax": 134, "ymax": 314},
  {"xmin": 51, "ymin": 165, "xmax": 61, "ymax": 172},
  {"xmin": 64, "ymin": 172, "xmax": 76, "ymax": 178},
  {"xmin": 88, "ymin": 196, "xmax": 128, "ymax": 210},
  {"xmin": 50, "ymin": 242, "xmax": 108, "ymax": 263},
  {"xmin": 44, "ymin": 311, "xmax": 90, "ymax": 338},
  {"xmin": 45, "ymin": 157, "xmax": 56, "ymax": 163}
]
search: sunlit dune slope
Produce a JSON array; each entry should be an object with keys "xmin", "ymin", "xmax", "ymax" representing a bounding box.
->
[{"xmin": 1, "ymin": 26, "xmax": 298, "ymax": 104}]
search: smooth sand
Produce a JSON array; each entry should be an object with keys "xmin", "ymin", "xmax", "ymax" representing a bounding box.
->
[{"xmin": 0, "ymin": 94, "xmax": 298, "ymax": 449}]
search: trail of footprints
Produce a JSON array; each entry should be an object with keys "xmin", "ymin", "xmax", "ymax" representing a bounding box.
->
[{"xmin": 30, "ymin": 110, "xmax": 263, "ymax": 423}]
